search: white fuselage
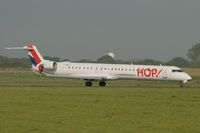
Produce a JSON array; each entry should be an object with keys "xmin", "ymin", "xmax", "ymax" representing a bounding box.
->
[{"xmin": 40, "ymin": 61, "xmax": 192, "ymax": 82}]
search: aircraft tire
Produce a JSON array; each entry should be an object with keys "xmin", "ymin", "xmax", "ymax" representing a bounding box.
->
[
  {"xmin": 85, "ymin": 81, "xmax": 92, "ymax": 87},
  {"xmin": 99, "ymin": 81, "xmax": 106, "ymax": 87},
  {"xmin": 179, "ymin": 81, "xmax": 184, "ymax": 87}
]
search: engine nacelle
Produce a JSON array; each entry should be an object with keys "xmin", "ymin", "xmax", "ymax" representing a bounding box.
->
[{"xmin": 43, "ymin": 61, "xmax": 57, "ymax": 70}]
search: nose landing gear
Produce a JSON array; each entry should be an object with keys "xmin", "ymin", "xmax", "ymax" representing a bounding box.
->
[
  {"xmin": 179, "ymin": 80, "xmax": 188, "ymax": 87},
  {"xmin": 179, "ymin": 81, "xmax": 184, "ymax": 87}
]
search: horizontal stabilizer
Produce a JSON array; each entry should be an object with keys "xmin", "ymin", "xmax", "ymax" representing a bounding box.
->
[{"xmin": 5, "ymin": 46, "xmax": 34, "ymax": 50}]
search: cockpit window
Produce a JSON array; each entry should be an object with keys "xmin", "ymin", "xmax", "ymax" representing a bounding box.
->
[{"xmin": 172, "ymin": 70, "xmax": 183, "ymax": 72}]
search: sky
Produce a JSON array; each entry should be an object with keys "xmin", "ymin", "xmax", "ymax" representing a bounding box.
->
[{"xmin": 0, "ymin": 0, "xmax": 200, "ymax": 61}]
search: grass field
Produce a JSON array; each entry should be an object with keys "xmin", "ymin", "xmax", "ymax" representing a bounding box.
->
[{"xmin": 0, "ymin": 68, "xmax": 200, "ymax": 133}]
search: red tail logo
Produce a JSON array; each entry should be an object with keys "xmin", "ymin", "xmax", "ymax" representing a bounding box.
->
[{"xmin": 27, "ymin": 44, "xmax": 41, "ymax": 65}]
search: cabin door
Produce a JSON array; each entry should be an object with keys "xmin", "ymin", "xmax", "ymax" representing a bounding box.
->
[{"xmin": 162, "ymin": 69, "xmax": 168, "ymax": 79}]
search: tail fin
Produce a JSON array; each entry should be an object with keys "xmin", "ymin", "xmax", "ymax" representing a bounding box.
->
[
  {"xmin": 5, "ymin": 44, "xmax": 44, "ymax": 72},
  {"xmin": 26, "ymin": 44, "xmax": 44, "ymax": 66}
]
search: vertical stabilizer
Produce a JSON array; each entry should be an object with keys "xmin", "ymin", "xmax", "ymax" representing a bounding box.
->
[{"xmin": 25, "ymin": 44, "xmax": 44, "ymax": 66}]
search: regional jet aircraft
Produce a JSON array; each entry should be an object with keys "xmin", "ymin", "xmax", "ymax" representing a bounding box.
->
[{"xmin": 6, "ymin": 44, "xmax": 192, "ymax": 87}]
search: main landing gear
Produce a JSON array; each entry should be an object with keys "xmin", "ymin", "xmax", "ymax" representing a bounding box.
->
[
  {"xmin": 99, "ymin": 80, "xmax": 106, "ymax": 87},
  {"xmin": 85, "ymin": 80, "xmax": 106, "ymax": 87},
  {"xmin": 85, "ymin": 81, "xmax": 92, "ymax": 87}
]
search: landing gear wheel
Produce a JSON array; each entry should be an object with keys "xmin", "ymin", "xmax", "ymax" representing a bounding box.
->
[
  {"xmin": 85, "ymin": 81, "xmax": 92, "ymax": 87},
  {"xmin": 99, "ymin": 81, "xmax": 106, "ymax": 87},
  {"xmin": 179, "ymin": 81, "xmax": 183, "ymax": 87}
]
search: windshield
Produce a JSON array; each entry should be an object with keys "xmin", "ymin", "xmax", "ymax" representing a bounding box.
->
[{"xmin": 172, "ymin": 69, "xmax": 183, "ymax": 72}]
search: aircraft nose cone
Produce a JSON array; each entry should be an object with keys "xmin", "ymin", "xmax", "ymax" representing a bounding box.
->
[
  {"xmin": 186, "ymin": 74, "xmax": 192, "ymax": 81},
  {"xmin": 187, "ymin": 76, "xmax": 192, "ymax": 81}
]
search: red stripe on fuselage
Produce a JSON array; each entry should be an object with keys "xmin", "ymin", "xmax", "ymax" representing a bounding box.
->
[{"xmin": 27, "ymin": 44, "xmax": 41, "ymax": 64}]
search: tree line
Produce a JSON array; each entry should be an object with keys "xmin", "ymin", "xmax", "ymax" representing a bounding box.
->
[{"xmin": 0, "ymin": 43, "xmax": 200, "ymax": 68}]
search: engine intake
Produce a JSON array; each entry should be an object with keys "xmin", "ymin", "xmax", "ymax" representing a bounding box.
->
[{"xmin": 43, "ymin": 61, "xmax": 57, "ymax": 70}]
